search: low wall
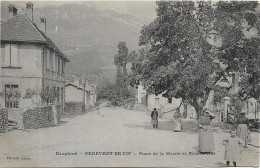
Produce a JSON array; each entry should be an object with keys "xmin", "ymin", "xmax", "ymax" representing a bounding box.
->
[
  {"xmin": 23, "ymin": 105, "xmax": 61, "ymax": 129},
  {"xmin": 8, "ymin": 108, "xmax": 24, "ymax": 128},
  {"xmin": 64, "ymin": 102, "xmax": 83, "ymax": 116},
  {"xmin": 0, "ymin": 109, "xmax": 8, "ymax": 133}
]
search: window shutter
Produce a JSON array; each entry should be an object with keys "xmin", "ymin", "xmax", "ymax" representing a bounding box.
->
[
  {"xmin": 5, "ymin": 44, "xmax": 11, "ymax": 66},
  {"xmin": 11, "ymin": 44, "xmax": 19, "ymax": 66},
  {"xmin": 1, "ymin": 44, "xmax": 5, "ymax": 66}
]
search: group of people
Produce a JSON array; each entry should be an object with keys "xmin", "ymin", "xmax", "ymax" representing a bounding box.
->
[
  {"xmin": 196, "ymin": 109, "xmax": 250, "ymax": 167},
  {"xmin": 151, "ymin": 108, "xmax": 182, "ymax": 131},
  {"xmin": 151, "ymin": 108, "xmax": 251, "ymax": 167}
]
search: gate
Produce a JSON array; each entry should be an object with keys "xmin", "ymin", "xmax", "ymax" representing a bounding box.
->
[{"xmin": 227, "ymin": 104, "xmax": 236, "ymax": 123}]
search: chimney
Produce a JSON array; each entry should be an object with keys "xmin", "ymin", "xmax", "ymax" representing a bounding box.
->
[
  {"xmin": 25, "ymin": 2, "xmax": 33, "ymax": 21},
  {"xmin": 40, "ymin": 17, "xmax": 46, "ymax": 34},
  {"xmin": 7, "ymin": 5, "xmax": 18, "ymax": 19}
]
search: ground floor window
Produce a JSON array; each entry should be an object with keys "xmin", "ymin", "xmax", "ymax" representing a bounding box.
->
[
  {"xmin": 57, "ymin": 87, "xmax": 60, "ymax": 103},
  {"xmin": 61, "ymin": 87, "xmax": 63, "ymax": 105},
  {"xmin": 5, "ymin": 84, "xmax": 19, "ymax": 108}
]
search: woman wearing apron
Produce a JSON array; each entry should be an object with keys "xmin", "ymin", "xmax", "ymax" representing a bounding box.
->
[
  {"xmin": 198, "ymin": 109, "xmax": 215, "ymax": 153},
  {"xmin": 173, "ymin": 108, "xmax": 182, "ymax": 132},
  {"xmin": 236, "ymin": 110, "xmax": 249, "ymax": 148}
]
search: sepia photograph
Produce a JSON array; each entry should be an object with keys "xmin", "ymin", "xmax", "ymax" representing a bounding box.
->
[{"xmin": 0, "ymin": 0, "xmax": 260, "ymax": 167}]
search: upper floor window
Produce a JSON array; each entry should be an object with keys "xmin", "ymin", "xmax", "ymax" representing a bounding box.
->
[
  {"xmin": 61, "ymin": 60, "xmax": 64, "ymax": 75},
  {"xmin": 49, "ymin": 50, "xmax": 54, "ymax": 71},
  {"xmin": 1, "ymin": 44, "xmax": 20, "ymax": 67},
  {"xmin": 57, "ymin": 58, "xmax": 61, "ymax": 74}
]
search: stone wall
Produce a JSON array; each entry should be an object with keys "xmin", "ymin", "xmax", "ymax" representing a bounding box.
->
[
  {"xmin": 64, "ymin": 102, "xmax": 83, "ymax": 116},
  {"xmin": 7, "ymin": 108, "xmax": 24, "ymax": 128},
  {"xmin": 23, "ymin": 105, "xmax": 61, "ymax": 129},
  {"xmin": 0, "ymin": 108, "xmax": 8, "ymax": 133}
]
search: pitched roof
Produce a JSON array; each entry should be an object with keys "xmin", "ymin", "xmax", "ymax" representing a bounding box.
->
[
  {"xmin": 1, "ymin": 14, "xmax": 69, "ymax": 62},
  {"xmin": 215, "ymin": 76, "xmax": 232, "ymax": 88},
  {"xmin": 65, "ymin": 82, "xmax": 91, "ymax": 92}
]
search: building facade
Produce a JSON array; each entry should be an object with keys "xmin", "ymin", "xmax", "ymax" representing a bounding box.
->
[
  {"xmin": 0, "ymin": 8, "xmax": 69, "ymax": 111},
  {"xmin": 65, "ymin": 76, "xmax": 91, "ymax": 110}
]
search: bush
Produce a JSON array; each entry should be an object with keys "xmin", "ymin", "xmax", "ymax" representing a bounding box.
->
[{"xmin": 98, "ymin": 84, "xmax": 134, "ymax": 106}]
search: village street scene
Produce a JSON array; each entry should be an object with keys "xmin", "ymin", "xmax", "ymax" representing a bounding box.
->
[{"xmin": 0, "ymin": 1, "xmax": 260, "ymax": 167}]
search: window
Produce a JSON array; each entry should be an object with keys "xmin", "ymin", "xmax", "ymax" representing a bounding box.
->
[
  {"xmin": 2, "ymin": 44, "xmax": 20, "ymax": 67},
  {"xmin": 61, "ymin": 60, "xmax": 64, "ymax": 75},
  {"xmin": 49, "ymin": 50, "xmax": 53, "ymax": 70},
  {"xmin": 48, "ymin": 87, "xmax": 55, "ymax": 104},
  {"xmin": 55, "ymin": 56, "xmax": 58, "ymax": 73},
  {"xmin": 168, "ymin": 98, "xmax": 172, "ymax": 104},
  {"xmin": 61, "ymin": 87, "xmax": 63, "ymax": 104},
  {"xmin": 1, "ymin": 44, "xmax": 5, "ymax": 66},
  {"xmin": 42, "ymin": 47, "xmax": 47, "ymax": 71},
  {"xmin": 57, "ymin": 87, "xmax": 60, "ymax": 103},
  {"xmin": 46, "ymin": 86, "xmax": 50, "ymax": 104},
  {"xmin": 57, "ymin": 58, "xmax": 61, "ymax": 74},
  {"xmin": 46, "ymin": 49, "xmax": 49, "ymax": 70},
  {"xmin": 5, "ymin": 85, "xmax": 19, "ymax": 108}
]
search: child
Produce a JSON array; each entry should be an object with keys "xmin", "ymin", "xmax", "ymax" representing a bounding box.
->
[{"xmin": 223, "ymin": 129, "xmax": 245, "ymax": 167}]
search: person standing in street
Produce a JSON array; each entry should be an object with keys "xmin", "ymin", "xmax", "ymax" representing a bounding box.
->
[
  {"xmin": 223, "ymin": 129, "xmax": 245, "ymax": 167},
  {"xmin": 198, "ymin": 109, "xmax": 215, "ymax": 153},
  {"xmin": 151, "ymin": 108, "xmax": 159, "ymax": 128},
  {"xmin": 173, "ymin": 108, "xmax": 182, "ymax": 132},
  {"xmin": 236, "ymin": 110, "xmax": 250, "ymax": 148},
  {"xmin": 96, "ymin": 103, "xmax": 100, "ymax": 115}
]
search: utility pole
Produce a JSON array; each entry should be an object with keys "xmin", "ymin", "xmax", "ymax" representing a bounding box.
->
[{"xmin": 82, "ymin": 71, "xmax": 86, "ymax": 114}]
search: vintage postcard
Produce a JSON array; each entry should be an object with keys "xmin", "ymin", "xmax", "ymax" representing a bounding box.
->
[{"xmin": 0, "ymin": 0, "xmax": 260, "ymax": 167}]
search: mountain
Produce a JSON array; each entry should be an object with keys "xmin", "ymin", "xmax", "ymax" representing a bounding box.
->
[{"xmin": 32, "ymin": 4, "xmax": 144, "ymax": 82}]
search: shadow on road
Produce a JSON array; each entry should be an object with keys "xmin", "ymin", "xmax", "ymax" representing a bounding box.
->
[
  {"xmin": 216, "ymin": 162, "xmax": 227, "ymax": 167},
  {"xmin": 124, "ymin": 120, "xmax": 199, "ymax": 134},
  {"xmin": 211, "ymin": 122, "xmax": 234, "ymax": 133},
  {"xmin": 59, "ymin": 120, "xmax": 69, "ymax": 125},
  {"xmin": 61, "ymin": 113, "xmax": 84, "ymax": 120},
  {"xmin": 193, "ymin": 146, "xmax": 199, "ymax": 152},
  {"xmin": 124, "ymin": 118, "xmax": 235, "ymax": 135}
]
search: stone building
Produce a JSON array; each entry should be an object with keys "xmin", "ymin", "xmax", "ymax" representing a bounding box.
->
[{"xmin": 0, "ymin": 5, "xmax": 70, "ymax": 124}]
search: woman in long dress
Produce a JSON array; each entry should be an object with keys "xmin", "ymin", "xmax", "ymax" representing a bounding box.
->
[
  {"xmin": 236, "ymin": 111, "xmax": 249, "ymax": 148},
  {"xmin": 173, "ymin": 108, "xmax": 182, "ymax": 132},
  {"xmin": 198, "ymin": 109, "xmax": 215, "ymax": 153}
]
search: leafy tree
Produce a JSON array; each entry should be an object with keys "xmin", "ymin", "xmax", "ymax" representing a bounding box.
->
[
  {"xmin": 129, "ymin": 1, "xmax": 259, "ymax": 118},
  {"xmin": 114, "ymin": 42, "xmax": 129, "ymax": 77},
  {"xmin": 113, "ymin": 42, "xmax": 135, "ymax": 104},
  {"xmin": 98, "ymin": 84, "xmax": 133, "ymax": 106}
]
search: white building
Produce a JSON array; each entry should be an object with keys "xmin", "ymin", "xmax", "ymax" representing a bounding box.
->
[{"xmin": 65, "ymin": 76, "xmax": 91, "ymax": 110}]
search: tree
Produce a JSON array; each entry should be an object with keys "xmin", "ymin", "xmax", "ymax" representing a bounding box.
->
[
  {"xmin": 113, "ymin": 42, "xmax": 135, "ymax": 104},
  {"xmin": 129, "ymin": 1, "xmax": 259, "ymax": 118},
  {"xmin": 98, "ymin": 84, "xmax": 133, "ymax": 106},
  {"xmin": 114, "ymin": 42, "xmax": 129, "ymax": 78}
]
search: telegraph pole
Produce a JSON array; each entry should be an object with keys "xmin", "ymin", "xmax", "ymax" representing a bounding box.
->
[{"xmin": 82, "ymin": 71, "xmax": 86, "ymax": 114}]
